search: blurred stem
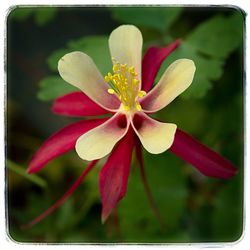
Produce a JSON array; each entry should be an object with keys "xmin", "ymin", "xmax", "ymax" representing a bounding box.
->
[
  {"xmin": 7, "ymin": 159, "xmax": 47, "ymax": 188},
  {"xmin": 135, "ymin": 140, "xmax": 166, "ymax": 229}
]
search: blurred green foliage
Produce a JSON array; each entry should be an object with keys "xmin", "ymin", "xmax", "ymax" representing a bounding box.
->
[
  {"xmin": 7, "ymin": 6, "xmax": 244, "ymax": 243},
  {"xmin": 111, "ymin": 7, "xmax": 183, "ymax": 33},
  {"xmin": 37, "ymin": 76, "xmax": 76, "ymax": 101},
  {"xmin": 47, "ymin": 36, "xmax": 112, "ymax": 75},
  {"xmin": 155, "ymin": 12, "xmax": 243, "ymax": 98},
  {"xmin": 37, "ymin": 8, "xmax": 243, "ymax": 101},
  {"xmin": 39, "ymin": 36, "xmax": 112, "ymax": 100},
  {"xmin": 118, "ymin": 153, "xmax": 188, "ymax": 242},
  {"xmin": 10, "ymin": 7, "xmax": 57, "ymax": 26}
]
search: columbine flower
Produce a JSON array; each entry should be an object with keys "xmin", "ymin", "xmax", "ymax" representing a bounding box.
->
[{"xmin": 26, "ymin": 25, "xmax": 237, "ymax": 227}]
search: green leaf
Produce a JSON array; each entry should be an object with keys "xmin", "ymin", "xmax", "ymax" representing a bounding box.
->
[
  {"xmin": 47, "ymin": 36, "xmax": 111, "ymax": 76},
  {"xmin": 187, "ymin": 12, "xmax": 244, "ymax": 59},
  {"xmin": 181, "ymin": 44, "xmax": 224, "ymax": 99},
  {"xmin": 68, "ymin": 36, "xmax": 112, "ymax": 75},
  {"xmin": 34, "ymin": 7, "xmax": 57, "ymax": 26},
  {"xmin": 154, "ymin": 41, "xmax": 224, "ymax": 99},
  {"xmin": 37, "ymin": 76, "xmax": 77, "ymax": 101},
  {"xmin": 155, "ymin": 98, "xmax": 207, "ymax": 135},
  {"xmin": 6, "ymin": 160, "xmax": 47, "ymax": 188},
  {"xmin": 111, "ymin": 7, "xmax": 182, "ymax": 33},
  {"xmin": 47, "ymin": 48, "xmax": 70, "ymax": 72},
  {"xmin": 153, "ymin": 12, "xmax": 243, "ymax": 99},
  {"xmin": 41, "ymin": 36, "xmax": 112, "ymax": 101}
]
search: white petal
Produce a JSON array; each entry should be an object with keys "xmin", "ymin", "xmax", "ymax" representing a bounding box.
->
[
  {"xmin": 140, "ymin": 59, "xmax": 196, "ymax": 113},
  {"xmin": 109, "ymin": 25, "xmax": 143, "ymax": 83},
  {"xmin": 58, "ymin": 51, "xmax": 120, "ymax": 111},
  {"xmin": 76, "ymin": 113, "xmax": 129, "ymax": 161},
  {"xmin": 131, "ymin": 112, "xmax": 177, "ymax": 154}
]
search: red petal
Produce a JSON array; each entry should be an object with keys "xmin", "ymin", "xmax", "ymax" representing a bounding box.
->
[
  {"xmin": 141, "ymin": 39, "xmax": 181, "ymax": 92},
  {"xmin": 52, "ymin": 92, "xmax": 110, "ymax": 117},
  {"xmin": 27, "ymin": 118, "xmax": 107, "ymax": 174},
  {"xmin": 99, "ymin": 128, "xmax": 134, "ymax": 223},
  {"xmin": 22, "ymin": 160, "xmax": 97, "ymax": 229},
  {"xmin": 169, "ymin": 129, "xmax": 238, "ymax": 179}
]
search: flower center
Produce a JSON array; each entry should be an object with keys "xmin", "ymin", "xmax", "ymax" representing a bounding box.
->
[{"xmin": 104, "ymin": 59, "xmax": 146, "ymax": 111}]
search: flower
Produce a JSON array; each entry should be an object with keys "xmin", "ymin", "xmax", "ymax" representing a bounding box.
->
[{"xmin": 26, "ymin": 25, "xmax": 237, "ymax": 227}]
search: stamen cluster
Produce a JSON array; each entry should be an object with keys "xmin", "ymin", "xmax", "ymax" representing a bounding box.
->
[{"xmin": 104, "ymin": 59, "xmax": 146, "ymax": 111}]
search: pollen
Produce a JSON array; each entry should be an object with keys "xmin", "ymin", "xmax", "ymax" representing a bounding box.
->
[
  {"xmin": 138, "ymin": 90, "xmax": 146, "ymax": 98},
  {"xmin": 105, "ymin": 59, "xmax": 146, "ymax": 111},
  {"xmin": 136, "ymin": 103, "xmax": 142, "ymax": 111},
  {"xmin": 108, "ymin": 88, "xmax": 115, "ymax": 94}
]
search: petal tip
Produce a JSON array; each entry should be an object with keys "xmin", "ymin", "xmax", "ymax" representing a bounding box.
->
[
  {"xmin": 179, "ymin": 58, "xmax": 196, "ymax": 70},
  {"xmin": 27, "ymin": 163, "xmax": 41, "ymax": 174},
  {"xmin": 75, "ymin": 137, "xmax": 108, "ymax": 162},
  {"xmin": 176, "ymin": 38, "xmax": 182, "ymax": 44},
  {"xmin": 58, "ymin": 51, "xmax": 81, "ymax": 72},
  {"xmin": 101, "ymin": 212, "xmax": 109, "ymax": 224},
  {"xmin": 111, "ymin": 24, "xmax": 141, "ymax": 34},
  {"xmin": 188, "ymin": 59, "xmax": 196, "ymax": 74},
  {"xmin": 223, "ymin": 165, "xmax": 239, "ymax": 179},
  {"xmin": 170, "ymin": 129, "xmax": 239, "ymax": 179},
  {"xmin": 75, "ymin": 114, "xmax": 129, "ymax": 162},
  {"xmin": 27, "ymin": 162, "xmax": 38, "ymax": 174},
  {"xmin": 132, "ymin": 113, "xmax": 177, "ymax": 155},
  {"xmin": 75, "ymin": 146, "xmax": 99, "ymax": 162},
  {"xmin": 57, "ymin": 51, "xmax": 89, "ymax": 79},
  {"xmin": 26, "ymin": 168, "xmax": 33, "ymax": 174}
]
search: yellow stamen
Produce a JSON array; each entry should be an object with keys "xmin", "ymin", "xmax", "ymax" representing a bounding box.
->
[
  {"xmin": 104, "ymin": 59, "xmax": 146, "ymax": 111},
  {"xmin": 136, "ymin": 103, "xmax": 142, "ymax": 111},
  {"xmin": 138, "ymin": 90, "xmax": 147, "ymax": 98},
  {"xmin": 123, "ymin": 105, "xmax": 130, "ymax": 111},
  {"xmin": 108, "ymin": 88, "xmax": 115, "ymax": 94},
  {"xmin": 104, "ymin": 76, "xmax": 110, "ymax": 82}
]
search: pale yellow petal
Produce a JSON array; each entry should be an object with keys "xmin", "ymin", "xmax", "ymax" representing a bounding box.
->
[
  {"xmin": 109, "ymin": 25, "xmax": 142, "ymax": 84},
  {"xmin": 131, "ymin": 113, "xmax": 177, "ymax": 154},
  {"xmin": 58, "ymin": 51, "xmax": 120, "ymax": 111},
  {"xmin": 76, "ymin": 114, "xmax": 129, "ymax": 161},
  {"xmin": 141, "ymin": 59, "xmax": 196, "ymax": 113}
]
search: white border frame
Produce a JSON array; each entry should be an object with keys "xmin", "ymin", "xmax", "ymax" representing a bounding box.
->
[{"xmin": 1, "ymin": 1, "xmax": 248, "ymax": 249}]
